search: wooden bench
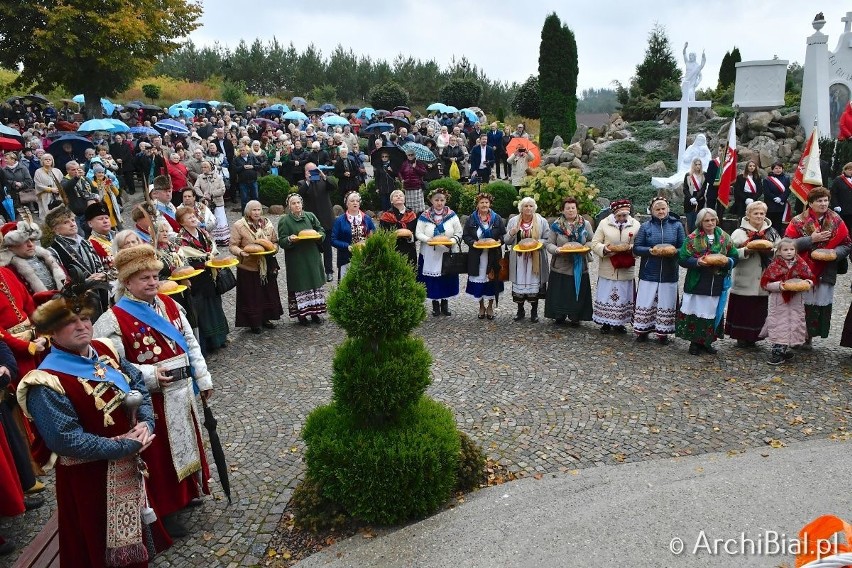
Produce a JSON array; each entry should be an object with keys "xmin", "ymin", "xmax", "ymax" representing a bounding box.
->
[{"xmin": 12, "ymin": 512, "xmax": 58, "ymax": 568}]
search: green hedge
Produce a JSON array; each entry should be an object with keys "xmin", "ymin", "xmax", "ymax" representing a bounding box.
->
[
  {"xmin": 303, "ymin": 398, "xmax": 460, "ymax": 525},
  {"xmin": 257, "ymin": 175, "xmax": 291, "ymax": 207}
]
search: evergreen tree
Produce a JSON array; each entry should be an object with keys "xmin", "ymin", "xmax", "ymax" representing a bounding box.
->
[
  {"xmin": 634, "ymin": 24, "xmax": 681, "ymax": 96},
  {"xmin": 512, "ymin": 76, "xmax": 541, "ymax": 119},
  {"xmin": 538, "ymin": 13, "xmax": 579, "ymax": 149},
  {"xmin": 718, "ymin": 47, "xmax": 740, "ymax": 89}
]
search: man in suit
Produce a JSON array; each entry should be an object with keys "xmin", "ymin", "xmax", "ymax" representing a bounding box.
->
[
  {"xmin": 487, "ymin": 122, "xmax": 505, "ymax": 179},
  {"xmin": 469, "ymin": 134, "xmax": 495, "ymax": 185}
]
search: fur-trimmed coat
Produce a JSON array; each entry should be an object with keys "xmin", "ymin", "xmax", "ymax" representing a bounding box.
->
[{"xmin": 0, "ymin": 247, "xmax": 68, "ymax": 294}]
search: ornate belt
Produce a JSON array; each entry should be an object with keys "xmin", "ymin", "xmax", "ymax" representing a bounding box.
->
[{"xmin": 7, "ymin": 319, "xmax": 34, "ymax": 341}]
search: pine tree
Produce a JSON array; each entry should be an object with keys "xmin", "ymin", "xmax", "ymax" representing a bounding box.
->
[
  {"xmin": 718, "ymin": 47, "xmax": 740, "ymax": 89},
  {"xmin": 634, "ymin": 23, "xmax": 681, "ymax": 96},
  {"xmin": 538, "ymin": 13, "xmax": 579, "ymax": 150}
]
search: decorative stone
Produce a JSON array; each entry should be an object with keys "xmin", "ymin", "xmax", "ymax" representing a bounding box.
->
[
  {"xmin": 609, "ymin": 130, "xmax": 629, "ymax": 140},
  {"xmin": 570, "ymin": 125, "xmax": 588, "ymax": 144},
  {"xmin": 734, "ymin": 60, "xmax": 789, "ymax": 110},
  {"xmin": 567, "ymin": 141, "xmax": 583, "ymax": 156},
  {"xmin": 268, "ymin": 205, "xmax": 285, "ymax": 215},
  {"xmin": 582, "ymin": 138, "xmax": 596, "ymax": 152},
  {"xmin": 570, "ymin": 157, "xmax": 584, "ymax": 170},
  {"xmin": 643, "ymin": 161, "xmax": 668, "ymax": 174},
  {"xmin": 747, "ymin": 112, "xmax": 774, "ymax": 131}
]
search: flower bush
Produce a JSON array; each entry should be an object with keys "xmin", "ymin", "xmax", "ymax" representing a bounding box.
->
[{"xmin": 517, "ymin": 165, "xmax": 599, "ymax": 217}]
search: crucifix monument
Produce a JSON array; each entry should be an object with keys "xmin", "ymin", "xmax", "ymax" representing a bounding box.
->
[{"xmin": 651, "ymin": 42, "xmax": 712, "ymax": 189}]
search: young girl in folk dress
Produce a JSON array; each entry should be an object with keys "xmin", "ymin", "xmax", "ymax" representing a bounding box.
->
[{"xmin": 760, "ymin": 238, "xmax": 814, "ymax": 365}]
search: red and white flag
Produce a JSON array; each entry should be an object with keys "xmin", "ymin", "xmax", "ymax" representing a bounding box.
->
[
  {"xmin": 715, "ymin": 119, "xmax": 737, "ymax": 209},
  {"xmin": 786, "ymin": 125, "xmax": 822, "ymax": 222}
]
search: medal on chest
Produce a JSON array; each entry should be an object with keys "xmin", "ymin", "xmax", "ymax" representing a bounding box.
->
[{"xmin": 131, "ymin": 321, "xmax": 172, "ymax": 363}]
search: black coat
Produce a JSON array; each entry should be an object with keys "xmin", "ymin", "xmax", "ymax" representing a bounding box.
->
[
  {"xmin": 682, "ymin": 171, "xmax": 706, "ymax": 214},
  {"xmin": 732, "ymin": 173, "xmax": 763, "ymax": 217},
  {"xmin": 109, "ymin": 141, "xmax": 135, "ymax": 173},
  {"xmin": 297, "ymin": 179, "xmax": 335, "ymax": 228},
  {"xmin": 830, "ymin": 175, "xmax": 852, "ymax": 215}
]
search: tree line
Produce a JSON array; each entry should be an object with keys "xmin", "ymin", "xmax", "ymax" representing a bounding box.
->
[{"xmin": 154, "ymin": 39, "xmax": 519, "ymax": 112}]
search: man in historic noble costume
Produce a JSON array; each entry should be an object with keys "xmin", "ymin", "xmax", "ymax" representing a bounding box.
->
[
  {"xmin": 46, "ymin": 204, "xmax": 109, "ymax": 316},
  {"xmin": 0, "ymin": 219, "xmax": 67, "ymax": 296},
  {"xmin": 87, "ymin": 201, "xmax": 116, "ymax": 273},
  {"xmin": 17, "ymin": 284, "xmax": 171, "ymax": 567},
  {"xmin": 93, "ymin": 246, "xmax": 213, "ymax": 538}
]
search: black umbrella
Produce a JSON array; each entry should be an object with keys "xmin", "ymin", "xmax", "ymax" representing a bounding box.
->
[
  {"xmin": 386, "ymin": 116, "xmax": 410, "ymax": 130},
  {"xmin": 341, "ymin": 105, "xmax": 359, "ymax": 114},
  {"xmin": 201, "ymin": 399, "xmax": 231, "ymax": 504},
  {"xmin": 306, "ymin": 108, "xmax": 325, "ymax": 115},
  {"xmin": 371, "ymin": 143, "xmax": 406, "ymax": 172}
]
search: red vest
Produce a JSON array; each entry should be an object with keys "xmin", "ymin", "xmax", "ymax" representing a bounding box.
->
[{"xmin": 112, "ymin": 295, "xmax": 185, "ymax": 365}]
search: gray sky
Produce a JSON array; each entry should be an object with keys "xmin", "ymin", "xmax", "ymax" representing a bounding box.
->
[{"xmin": 189, "ymin": 1, "xmax": 833, "ymax": 92}]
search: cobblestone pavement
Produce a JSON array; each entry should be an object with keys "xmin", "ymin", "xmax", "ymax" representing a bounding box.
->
[{"xmin": 3, "ymin": 203, "xmax": 851, "ymax": 567}]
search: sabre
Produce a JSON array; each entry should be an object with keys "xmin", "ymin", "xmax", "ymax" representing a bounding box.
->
[{"xmin": 124, "ymin": 389, "xmax": 158, "ymax": 524}]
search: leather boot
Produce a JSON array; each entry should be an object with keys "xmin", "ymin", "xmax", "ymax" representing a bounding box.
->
[
  {"xmin": 432, "ymin": 300, "xmax": 441, "ymax": 317},
  {"xmin": 513, "ymin": 303, "xmax": 525, "ymax": 321},
  {"xmin": 440, "ymin": 299, "xmax": 452, "ymax": 316},
  {"xmin": 529, "ymin": 301, "xmax": 539, "ymax": 323}
]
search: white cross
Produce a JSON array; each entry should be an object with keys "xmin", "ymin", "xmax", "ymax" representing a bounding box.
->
[
  {"xmin": 843, "ymin": 12, "xmax": 852, "ymax": 33},
  {"xmin": 660, "ymin": 95, "xmax": 712, "ymax": 168}
]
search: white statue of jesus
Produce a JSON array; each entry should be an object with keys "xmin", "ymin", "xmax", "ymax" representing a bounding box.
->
[{"xmin": 682, "ymin": 42, "xmax": 706, "ymax": 101}]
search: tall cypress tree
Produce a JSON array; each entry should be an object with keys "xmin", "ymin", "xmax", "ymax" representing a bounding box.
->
[
  {"xmin": 718, "ymin": 47, "xmax": 741, "ymax": 89},
  {"xmin": 538, "ymin": 13, "xmax": 578, "ymax": 150}
]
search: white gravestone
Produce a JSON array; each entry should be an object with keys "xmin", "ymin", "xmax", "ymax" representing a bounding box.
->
[{"xmin": 733, "ymin": 60, "xmax": 788, "ymax": 111}]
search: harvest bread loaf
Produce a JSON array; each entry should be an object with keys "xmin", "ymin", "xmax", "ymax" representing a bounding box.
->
[
  {"xmin": 171, "ymin": 266, "xmax": 195, "ymax": 278},
  {"xmin": 476, "ymin": 238, "xmax": 497, "ymax": 246},
  {"xmin": 782, "ymin": 278, "xmax": 811, "ymax": 292},
  {"xmin": 396, "ymin": 228, "xmax": 412, "ymax": 238},
  {"xmin": 810, "ymin": 248, "xmax": 837, "ymax": 262},
  {"xmin": 208, "ymin": 255, "xmax": 236, "ymax": 267},
  {"xmin": 428, "ymin": 236, "xmax": 453, "ymax": 246},
  {"xmin": 243, "ymin": 243, "xmax": 265, "ymax": 254},
  {"xmin": 703, "ymin": 253, "xmax": 729, "ymax": 266},
  {"xmin": 651, "ymin": 244, "xmax": 677, "ymax": 257},
  {"xmin": 608, "ymin": 243, "xmax": 632, "ymax": 253},
  {"xmin": 516, "ymin": 238, "xmax": 539, "ymax": 251},
  {"xmin": 254, "ymin": 238, "xmax": 275, "ymax": 251},
  {"xmin": 298, "ymin": 229, "xmax": 320, "ymax": 238},
  {"xmin": 745, "ymin": 239, "xmax": 774, "ymax": 251},
  {"xmin": 158, "ymin": 280, "xmax": 179, "ymax": 293}
]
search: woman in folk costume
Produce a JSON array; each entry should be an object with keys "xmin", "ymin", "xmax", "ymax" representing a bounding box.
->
[
  {"xmin": 19, "ymin": 280, "xmax": 173, "ymax": 566},
  {"xmin": 153, "ymin": 220, "xmax": 198, "ymax": 333},
  {"xmin": 591, "ymin": 199, "xmax": 641, "ymax": 334},
  {"xmin": 544, "ymin": 197, "xmax": 594, "ymax": 325},
  {"xmin": 378, "ymin": 189, "xmax": 418, "ymax": 266},
  {"xmin": 93, "ymin": 246, "xmax": 213, "ymax": 539},
  {"xmin": 462, "ymin": 192, "xmax": 506, "ymax": 320},
  {"xmin": 176, "ymin": 206, "xmax": 229, "ymax": 353},
  {"xmin": 725, "ymin": 201, "xmax": 781, "ymax": 347},
  {"xmin": 732, "ymin": 160, "xmax": 762, "ymax": 218},
  {"xmin": 278, "ymin": 193, "xmax": 328, "ymax": 325},
  {"xmin": 331, "ymin": 191, "xmax": 376, "ymax": 281},
  {"xmin": 415, "ymin": 187, "xmax": 462, "ymax": 317},
  {"xmin": 784, "ymin": 186, "xmax": 852, "ymax": 346},
  {"xmin": 682, "ymin": 158, "xmax": 706, "ymax": 233},
  {"xmin": 229, "ymin": 200, "xmax": 284, "ymax": 333},
  {"xmin": 632, "ymin": 196, "xmax": 685, "ymax": 343},
  {"xmin": 760, "ymin": 238, "xmax": 814, "ymax": 365},
  {"xmin": 504, "ymin": 196, "xmax": 550, "ymax": 322},
  {"xmin": 676, "ymin": 207, "xmax": 739, "ymax": 355}
]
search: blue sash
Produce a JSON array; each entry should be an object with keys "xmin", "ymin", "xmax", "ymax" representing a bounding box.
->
[
  {"xmin": 418, "ymin": 209, "xmax": 457, "ymax": 235},
  {"xmin": 156, "ymin": 203, "xmax": 176, "ymax": 220},
  {"xmin": 39, "ymin": 348, "xmax": 130, "ymax": 393},
  {"xmin": 115, "ymin": 297, "xmax": 189, "ymax": 355}
]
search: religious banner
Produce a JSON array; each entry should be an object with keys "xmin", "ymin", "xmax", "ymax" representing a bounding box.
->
[
  {"xmin": 790, "ymin": 125, "xmax": 823, "ymax": 205},
  {"xmin": 714, "ymin": 120, "xmax": 737, "ymax": 208}
]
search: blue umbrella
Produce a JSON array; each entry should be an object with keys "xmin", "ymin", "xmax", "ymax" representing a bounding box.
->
[
  {"xmin": 291, "ymin": 96, "xmax": 307, "ymax": 107},
  {"xmin": 459, "ymin": 108, "xmax": 479, "ymax": 123},
  {"xmin": 105, "ymin": 119, "xmax": 129, "ymax": 133},
  {"xmin": 0, "ymin": 124, "xmax": 22, "ymax": 138},
  {"xmin": 283, "ymin": 110, "xmax": 308, "ymax": 121},
  {"xmin": 207, "ymin": 100, "xmax": 221, "ymax": 107},
  {"xmin": 51, "ymin": 133, "xmax": 95, "ymax": 156},
  {"xmin": 322, "ymin": 115, "xmax": 349, "ymax": 126},
  {"xmin": 258, "ymin": 104, "xmax": 289, "ymax": 117},
  {"xmin": 356, "ymin": 107, "xmax": 375, "ymax": 120},
  {"xmin": 187, "ymin": 99, "xmax": 210, "ymax": 109},
  {"xmin": 426, "ymin": 102, "xmax": 446, "ymax": 112},
  {"xmin": 443, "ymin": 105, "xmax": 458, "ymax": 114},
  {"xmin": 401, "ymin": 142, "xmax": 437, "ymax": 162},
  {"xmin": 154, "ymin": 119, "xmax": 190, "ymax": 135},
  {"xmin": 1, "ymin": 192, "xmax": 13, "ymax": 221},
  {"xmin": 72, "ymin": 94, "xmax": 85, "ymax": 104},
  {"xmin": 72, "ymin": 95, "xmax": 115, "ymax": 115},
  {"xmin": 362, "ymin": 122, "xmax": 394, "ymax": 134},
  {"xmin": 320, "ymin": 103, "xmax": 337, "ymax": 112},
  {"xmin": 78, "ymin": 119, "xmax": 117, "ymax": 133},
  {"xmin": 168, "ymin": 104, "xmax": 196, "ymax": 118},
  {"xmin": 129, "ymin": 126, "xmax": 158, "ymax": 136},
  {"xmin": 178, "ymin": 100, "xmax": 191, "ymax": 107}
]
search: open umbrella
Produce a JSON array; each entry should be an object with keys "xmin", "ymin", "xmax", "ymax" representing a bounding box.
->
[
  {"xmin": 306, "ymin": 108, "xmax": 325, "ymax": 115},
  {"xmin": 255, "ymin": 98, "xmax": 268, "ymax": 107},
  {"xmin": 187, "ymin": 99, "xmax": 210, "ymax": 109},
  {"xmin": 290, "ymin": 96, "xmax": 307, "ymax": 107},
  {"xmin": 105, "ymin": 119, "xmax": 129, "ymax": 133},
  {"xmin": 375, "ymin": 109, "xmax": 391, "ymax": 117},
  {"xmin": 201, "ymin": 399, "xmax": 231, "ymax": 504},
  {"xmin": 393, "ymin": 105, "xmax": 411, "ymax": 112},
  {"xmin": 362, "ymin": 122, "xmax": 394, "ymax": 135},
  {"xmin": 74, "ymin": 95, "xmax": 115, "ymax": 115},
  {"xmin": 459, "ymin": 108, "xmax": 479, "ymax": 123},
  {"xmin": 283, "ymin": 110, "xmax": 308, "ymax": 121},
  {"xmin": 401, "ymin": 142, "xmax": 437, "ymax": 162},
  {"xmin": 320, "ymin": 103, "xmax": 337, "ymax": 112},
  {"xmin": 78, "ymin": 118, "xmax": 117, "ymax": 133},
  {"xmin": 443, "ymin": 105, "xmax": 459, "ymax": 114},
  {"xmin": 322, "ymin": 115, "xmax": 349, "ymax": 127},
  {"xmin": 168, "ymin": 104, "xmax": 196, "ymax": 118},
  {"xmin": 250, "ymin": 117, "xmax": 280, "ymax": 130},
  {"xmin": 341, "ymin": 105, "xmax": 360, "ymax": 114},
  {"xmin": 257, "ymin": 104, "xmax": 289, "ymax": 117},
  {"xmin": 506, "ymin": 138, "xmax": 541, "ymax": 168},
  {"xmin": 467, "ymin": 106, "xmax": 487, "ymax": 122},
  {"xmin": 218, "ymin": 102, "xmax": 235, "ymax": 110},
  {"xmin": 129, "ymin": 126, "xmax": 158, "ymax": 136},
  {"xmin": 385, "ymin": 116, "xmax": 410, "ymax": 130},
  {"xmin": 72, "ymin": 94, "xmax": 85, "ymax": 104},
  {"xmin": 370, "ymin": 143, "xmax": 406, "ymax": 171},
  {"xmin": 0, "ymin": 137, "xmax": 23, "ymax": 151},
  {"xmin": 355, "ymin": 107, "xmax": 375, "ymax": 120},
  {"xmin": 426, "ymin": 102, "xmax": 446, "ymax": 112},
  {"xmin": 51, "ymin": 133, "xmax": 95, "ymax": 156},
  {"xmin": 391, "ymin": 109, "xmax": 411, "ymax": 118},
  {"xmin": 414, "ymin": 118, "xmax": 440, "ymax": 133},
  {"xmin": 207, "ymin": 100, "xmax": 221, "ymax": 108},
  {"xmin": 154, "ymin": 118, "xmax": 190, "ymax": 135},
  {"xmin": 0, "ymin": 124, "xmax": 22, "ymax": 139}
]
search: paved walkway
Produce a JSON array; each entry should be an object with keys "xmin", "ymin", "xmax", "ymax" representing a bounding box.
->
[{"xmin": 2, "ymin": 199, "xmax": 851, "ymax": 567}]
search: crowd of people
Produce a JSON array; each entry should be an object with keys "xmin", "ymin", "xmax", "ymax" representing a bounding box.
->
[{"xmin": 3, "ymin": 96, "xmax": 852, "ymax": 566}]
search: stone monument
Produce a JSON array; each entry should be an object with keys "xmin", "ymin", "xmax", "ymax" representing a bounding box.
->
[
  {"xmin": 798, "ymin": 13, "xmax": 833, "ymax": 138},
  {"xmin": 651, "ymin": 42, "xmax": 711, "ymax": 189},
  {"xmin": 733, "ymin": 60, "xmax": 789, "ymax": 111}
]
